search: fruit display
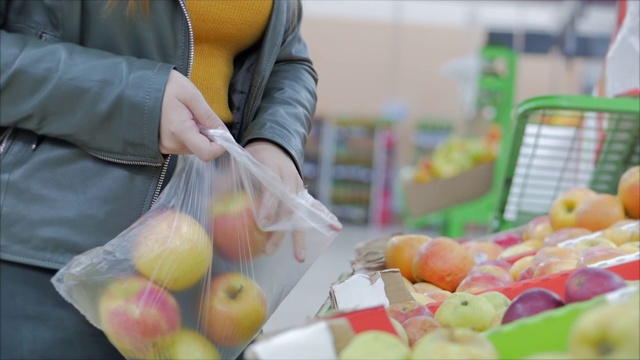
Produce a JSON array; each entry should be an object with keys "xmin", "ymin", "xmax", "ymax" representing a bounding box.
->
[{"xmin": 409, "ymin": 125, "xmax": 501, "ymax": 184}]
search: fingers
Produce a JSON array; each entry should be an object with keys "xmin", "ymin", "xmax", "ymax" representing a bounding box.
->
[
  {"xmin": 293, "ymin": 231, "xmax": 305, "ymax": 263},
  {"xmin": 179, "ymin": 87, "xmax": 225, "ymax": 130}
]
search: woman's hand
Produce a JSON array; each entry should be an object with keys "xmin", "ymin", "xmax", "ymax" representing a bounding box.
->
[
  {"xmin": 159, "ymin": 70, "xmax": 227, "ymax": 161},
  {"xmin": 245, "ymin": 140, "xmax": 306, "ymax": 262}
]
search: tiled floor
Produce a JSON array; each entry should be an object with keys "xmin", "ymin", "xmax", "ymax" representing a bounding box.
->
[{"xmin": 263, "ymin": 224, "xmax": 404, "ymax": 332}]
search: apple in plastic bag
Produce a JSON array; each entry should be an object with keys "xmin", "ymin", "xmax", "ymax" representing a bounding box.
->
[
  {"xmin": 203, "ymin": 272, "xmax": 267, "ymax": 347},
  {"xmin": 564, "ymin": 267, "xmax": 627, "ymax": 304},
  {"xmin": 98, "ymin": 276, "xmax": 181, "ymax": 358},
  {"xmin": 210, "ymin": 192, "xmax": 268, "ymax": 262},
  {"xmin": 166, "ymin": 328, "xmax": 221, "ymax": 359},
  {"xmin": 501, "ymin": 288, "xmax": 564, "ymax": 325},
  {"xmin": 133, "ymin": 209, "xmax": 213, "ymax": 291}
]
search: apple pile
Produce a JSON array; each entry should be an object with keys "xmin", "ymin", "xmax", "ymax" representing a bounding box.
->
[
  {"xmin": 339, "ymin": 326, "xmax": 500, "ymax": 360},
  {"xmin": 370, "ymin": 268, "xmax": 635, "ymax": 359},
  {"xmin": 95, "ymin": 205, "xmax": 270, "ymax": 359},
  {"xmin": 411, "ymin": 125, "xmax": 501, "ymax": 184}
]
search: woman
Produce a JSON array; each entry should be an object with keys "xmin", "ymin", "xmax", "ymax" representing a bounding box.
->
[{"xmin": 0, "ymin": 0, "xmax": 316, "ymax": 358}]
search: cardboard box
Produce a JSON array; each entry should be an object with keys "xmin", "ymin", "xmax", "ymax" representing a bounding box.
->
[
  {"xmin": 329, "ymin": 269, "xmax": 414, "ymax": 312},
  {"xmin": 402, "ymin": 162, "xmax": 495, "ymax": 217}
]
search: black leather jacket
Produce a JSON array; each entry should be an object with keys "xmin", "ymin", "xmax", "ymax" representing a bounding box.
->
[{"xmin": 0, "ymin": 0, "xmax": 318, "ymax": 269}]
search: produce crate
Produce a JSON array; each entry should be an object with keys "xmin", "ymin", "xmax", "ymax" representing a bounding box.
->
[
  {"xmin": 483, "ymin": 285, "xmax": 639, "ymax": 359},
  {"xmin": 426, "ymin": 253, "xmax": 639, "ymax": 313},
  {"xmin": 494, "ymin": 95, "xmax": 640, "ymax": 231}
]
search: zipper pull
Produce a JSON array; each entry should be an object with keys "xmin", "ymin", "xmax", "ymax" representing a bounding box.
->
[{"xmin": 32, "ymin": 136, "xmax": 43, "ymax": 151}]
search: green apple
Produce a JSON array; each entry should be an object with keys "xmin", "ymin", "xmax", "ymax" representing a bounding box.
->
[
  {"xmin": 434, "ymin": 292, "xmax": 495, "ymax": 331},
  {"xmin": 478, "ymin": 291, "xmax": 512, "ymax": 312},
  {"xmin": 339, "ymin": 331, "xmax": 411, "ymax": 360}
]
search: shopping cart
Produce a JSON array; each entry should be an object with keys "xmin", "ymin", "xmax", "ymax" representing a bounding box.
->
[{"xmin": 494, "ymin": 95, "xmax": 640, "ymax": 231}]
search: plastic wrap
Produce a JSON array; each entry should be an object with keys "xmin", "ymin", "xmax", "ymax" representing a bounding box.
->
[{"xmin": 52, "ymin": 129, "xmax": 342, "ymax": 359}]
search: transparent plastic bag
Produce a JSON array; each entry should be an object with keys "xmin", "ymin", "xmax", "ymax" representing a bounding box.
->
[{"xmin": 52, "ymin": 129, "xmax": 342, "ymax": 359}]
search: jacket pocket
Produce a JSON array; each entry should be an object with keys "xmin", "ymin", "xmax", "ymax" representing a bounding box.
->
[{"xmin": 0, "ymin": 131, "xmax": 162, "ymax": 269}]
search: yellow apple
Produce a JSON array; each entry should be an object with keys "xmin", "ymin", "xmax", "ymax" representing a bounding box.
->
[
  {"xmin": 619, "ymin": 241, "xmax": 640, "ymax": 254},
  {"xmin": 166, "ymin": 328, "xmax": 221, "ymax": 359},
  {"xmin": 567, "ymin": 293, "xmax": 639, "ymax": 359},
  {"xmin": 133, "ymin": 209, "xmax": 213, "ymax": 291},
  {"xmin": 410, "ymin": 292, "xmax": 436, "ymax": 305},
  {"xmin": 339, "ymin": 330, "xmax": 411, "ymax": 360},
  {"xmin": 203, "ymin": 272, "xmax": 267, "ymax": 348},
  {"xmin": 548, "ymin": 188, "xmax": 597, "ymax": 230},
  {"xmin": 411, "ymin": 328, "xmax": 499, "ymax": 359},
  {"xmin": 434, "ymin": 292, "xmax": 495, "ymax": 331}
]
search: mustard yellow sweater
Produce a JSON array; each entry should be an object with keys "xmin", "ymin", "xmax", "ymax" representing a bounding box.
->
[{"xmin": 186, "ymin": 0, "xmax": 273, "ymax": 123}]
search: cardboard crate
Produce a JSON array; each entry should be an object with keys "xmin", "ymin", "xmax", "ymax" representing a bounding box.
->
[{"xmin": 402, "ymin": 162, "xmax": 494, "ymax": 217}]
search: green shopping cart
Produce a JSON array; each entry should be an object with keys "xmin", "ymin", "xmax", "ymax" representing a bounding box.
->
[{"xmin": 494, "ymin": 95, "xmax": 640, "ymax": 231}]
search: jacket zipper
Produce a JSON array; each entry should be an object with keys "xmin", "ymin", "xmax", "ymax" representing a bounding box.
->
[
  {"xmin": 87, "ymin": 2, "xmax": 193, "ymax": 205},
  {"xmin": 0, "ymin": 128, "xmax": 14, "ymax": 154},
  {"xmin": 147, "ymin": 0, "xmax": 194, "ymax": 205}
]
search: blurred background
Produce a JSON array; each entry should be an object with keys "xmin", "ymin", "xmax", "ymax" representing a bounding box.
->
[
  {"xmin": 266, "ymin": 0, "xmax": 631, "ymax": 331},
  {"xmin": 299, "ymin": 0, "xmax": 617, "ymax": 230}
]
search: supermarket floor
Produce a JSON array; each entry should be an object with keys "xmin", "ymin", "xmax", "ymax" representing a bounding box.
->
[{"xmin": 263, "ymin": 223, "xmax": 404, "ymax": 332}]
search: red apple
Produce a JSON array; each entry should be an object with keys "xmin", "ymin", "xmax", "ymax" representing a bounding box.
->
[
  {"xmin": 466, "ymin": 241, "xmax": 505, "ymax": 264},
  {"xmin": 502, "ymin": 288, "xmax": 564, "ymax": 325},
  {"xmin": 413, "ymin": 282, "xmax": 443, "ymax": 294},
  {"xmin": 543, "ymin": 227, "xmax": 592, "ymax": 247},
  {"xmin": 401, "ymin": 315, "xmax": 442, "ymax": 346},
  {"xmin": 456, "ymin": 272, "xmax": 508, "ymax": 294},
  {"xmin": 618, "ymin": 165, "xmax": 640, "ymax": 219},
  {"xmin": 523, "ymin": 215, "xmax": 550, "ymax": 240},
  {"xmin": 386, "ymin": 301, "xmax": 433, "ymax": 325},
  {"xmin": 98, "ymin": 276, "xmax": 181, "ymax": 358},
  {"xmin": 470, "ymin": 265, "xmax": 514, "ymax": 284},
  {"xmin": 575, "ymin": 194, "xmax": 626, "ymax": 232},
  {"xmin": 476, "ymin": 259, "xmax": 513, "ymax": 273},
  {"xmin": 385, "ymin": 234, "xmax": 432, "ymax": 283},
  {"xmin": 578, "ymin": 247, "xmax": 626, "ymax": 267},
  {"xmin": 203, "ymin": 272, "xmax": 267, "ymax": 347},
  {"xmin": 548, "ymin": 188, "xmax": 597, "ymax": 230},
  {"xmin": 493, "ymin": 233, "xmax": 524, "ymax": 248},
  {"xmin": 509, "ymin": 255, "xmax": 535, "ymax": 281},
  {"xmin": 564, "ymin": 267, "xmax": 628, "ymax": 304},
  {"xmin": 425, "ymin": 290, "xmax": 452, "ymax": 302},
  {"xmin": 210, "ymin": 192, "xmax": 268, "ymax": 262},
  {"xmin": 532, "ymin": 258, "xmax": 578, "ymax": 278},
  {"xmin": 412, "ymin": 237, "xmax": 474, "ymax": 292}
]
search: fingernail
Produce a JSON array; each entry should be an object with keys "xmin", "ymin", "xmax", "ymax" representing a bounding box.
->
[{"xmin": 296, "ymin": 246, "xmax": 305, "ymax": 263}]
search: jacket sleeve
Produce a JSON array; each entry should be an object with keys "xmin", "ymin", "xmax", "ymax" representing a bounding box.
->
[
  {"xmin": 239, "ymin": 1, "xmax": 318, "ymax": 177},
  {"xmin": 0, "ymin": 2, "xmax": 172, "ymax": 165}
]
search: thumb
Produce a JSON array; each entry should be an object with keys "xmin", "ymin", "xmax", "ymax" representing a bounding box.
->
[{"xmin": 180, "ymin": 86, "xmax": 224, "ymax": 130}]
